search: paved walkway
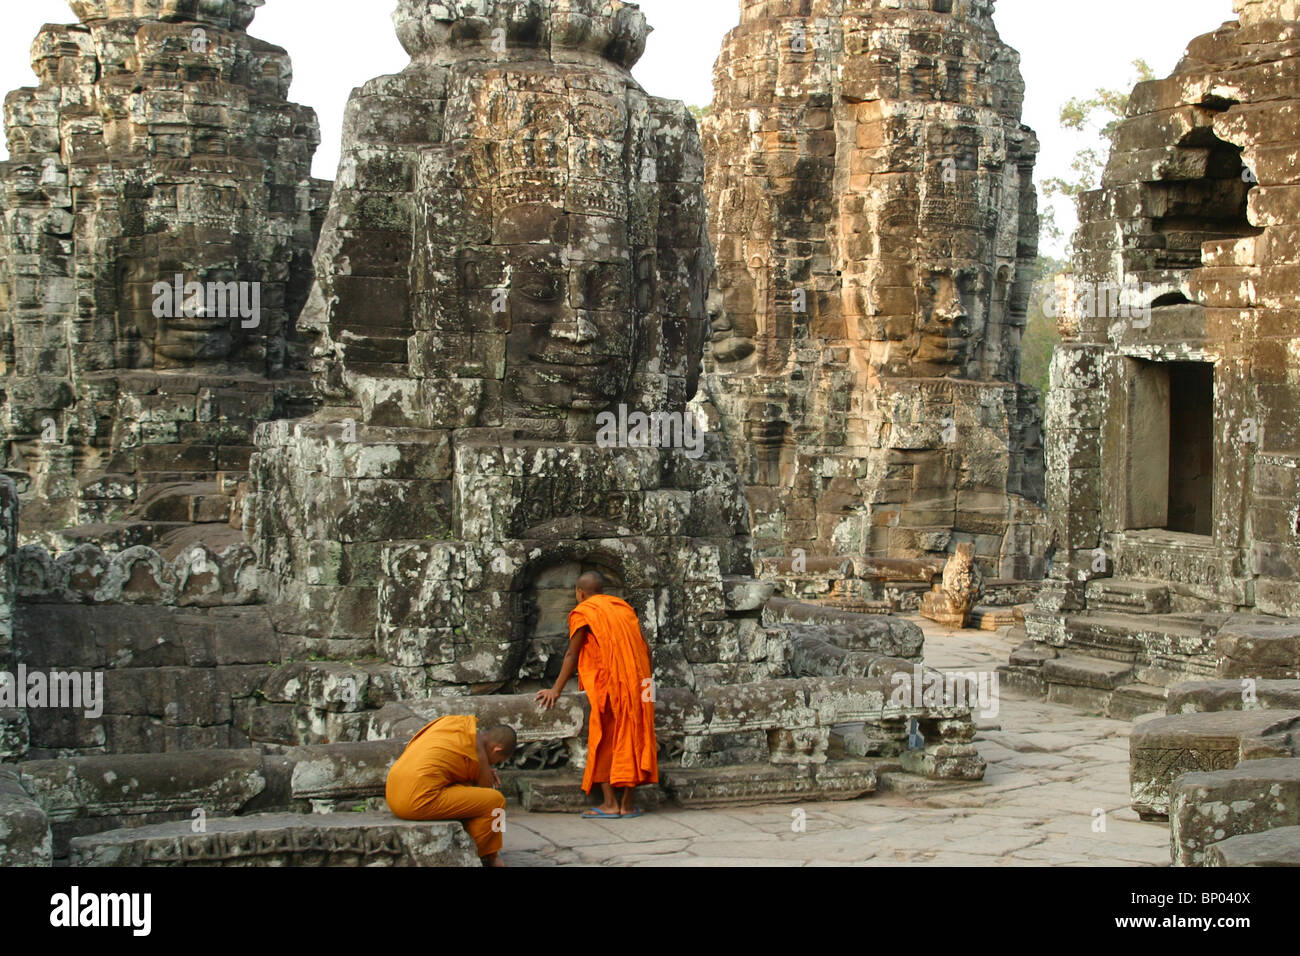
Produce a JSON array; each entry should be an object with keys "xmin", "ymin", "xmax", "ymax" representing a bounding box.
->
[{"xmin": 502, "ymin": 620, "xmax": 1171, "ymax": 866}]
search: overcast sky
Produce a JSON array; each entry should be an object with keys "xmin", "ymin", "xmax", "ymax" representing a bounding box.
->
[{"xmin": 1, "ymin": 0, "xmax": 1237, "ymax": 255}]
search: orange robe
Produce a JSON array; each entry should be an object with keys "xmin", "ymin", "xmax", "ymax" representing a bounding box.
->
[
  {"xmin": 569, "ymin": 594, "xmax": 659, "ymax": 793},
  {"xmin": 385, "ymin": 714, "xmax": 506, "ymax": 858}
]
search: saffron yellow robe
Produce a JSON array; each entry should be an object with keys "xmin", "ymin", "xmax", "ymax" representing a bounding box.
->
[
  {"xmin": 385, "ymin": 714, "xmax": 505, "ymax": 858},
  {"xmin": 569, "ymin": 594, "xmax": 659, "ymax": 793}
]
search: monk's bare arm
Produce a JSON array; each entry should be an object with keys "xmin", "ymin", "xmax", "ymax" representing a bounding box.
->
[{"xmin": 534, "ymin": 627, "xmax": 589, "ymax": 710}]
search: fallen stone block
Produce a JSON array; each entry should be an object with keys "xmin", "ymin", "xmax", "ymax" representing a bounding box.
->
[
  {"xmin": 1216, "ymin": 619, "xmax": 1300, "ymax": 680},
  {"xmin": 1167, "ymin": 679, "xmax": 1300, "ymax": 715},
  {"xmin": 1107, "ymin": 683, "xmax": 1169, "ymax": 720},
  {"xmin": 1205, "ymin": 826, "xmax": 1300, "ymax": 867},
  {"xmin": 0, "ymin": 768, "xmax": 52, "ymax": 867},
  {"xmin": 68, "ymin": 812, "xmax": 479, "ymax": 867},
  {"xmin": 19, "ymin": 750, "xmax": 268, "ymax": 824},
  {"xmin": 662, "ymin": 761, "xmax": 878, "ymax": 809},
  {"xmin": 286, "ymin": 741, "xmax": 404, "ymax": 803},
  {"xmin": 1131, "ymin": 711, "xmax": 1300, "ymax": 818},
  {"xmin": 762, "ymin": 599, "xmax": 924, "ymax": 658},
  {"xmin": 1171, "ymin": 759, "xmax": 1300, "ymax": 866}
]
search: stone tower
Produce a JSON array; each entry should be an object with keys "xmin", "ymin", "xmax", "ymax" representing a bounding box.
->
[
  {"xmin": 0, "ymin": 0, "xmax": 327, "ymax": 531},
  {"xmin": 1007, "ymin": 0, "xmax": 1300, "ymax": 716},
  {"xmin": 702, "ymin": 0, "xmax": 1045, "ymax": 579},
  {"xmin": 250, "ymin": 0, "xmax": 766, "ymax": 692}
]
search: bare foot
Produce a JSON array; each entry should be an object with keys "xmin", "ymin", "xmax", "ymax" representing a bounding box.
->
[{"xmin": 482, "ymin": 854, "xmax": 507, "ymax": 868}]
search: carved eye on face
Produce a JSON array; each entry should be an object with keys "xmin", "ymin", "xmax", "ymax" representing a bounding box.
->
[
  {"xmin": 585, "ymin": 264, "xmax": 630, "ymax": 309},
  {"xmin": 517, "ymin": 273, "xmax": 564, "ymax": 304}
]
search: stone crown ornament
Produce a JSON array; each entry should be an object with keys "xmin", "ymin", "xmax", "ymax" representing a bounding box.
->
[
  {"xmin": 69, "ymin": 0, "xmax": 265, "ymax": 30},
  {"xmin": 394, "ymin": 0, "xmax": 650, "ymax": 67}
]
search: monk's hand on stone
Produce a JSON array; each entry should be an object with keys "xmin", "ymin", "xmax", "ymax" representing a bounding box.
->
[{"xmin": 534, "ymin": 688, "xmax": 559, "ymax": 710}]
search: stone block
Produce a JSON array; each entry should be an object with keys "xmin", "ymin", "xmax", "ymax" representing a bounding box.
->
[
  {"xmin": 1171, "ymin": 759, "xmax": 1300, "ymax": 866},
  {"xmin": 1130, "ymin": 710, "xmax": 1300, "ymax": 818},
  {"xmin": 68, "ymin": 813, "xmax": 479, "ymax": 867},
  {"xmin": 0, "ymin": 768, "xmax": 52, "ymax": 867}
]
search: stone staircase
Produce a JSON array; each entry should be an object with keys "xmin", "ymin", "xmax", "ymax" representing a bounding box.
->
[{"xmin": 1003, "ymin": 579, "xmax": 1238, "ymax": 719}]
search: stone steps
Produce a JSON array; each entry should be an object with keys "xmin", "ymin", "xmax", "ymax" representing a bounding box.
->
[
  {"xmin": 1064, "ymin": 612, "xmax": 1214, "ymax": 659},
  {"xmin": 68, "ymin": 812, "xmax": 479, "ymax": 867},
  {"xmin": 515, "ymin": 760, "xmax": 881, "ymax": 812},
  {"xmin": 969, "ymin": 606, "xmax": 1017, "ymax": 630},
  {"xmin": 1085, "ymin": 578, "xmax": 1172, "ymax": 614},
  {"xmin": 1042, "ymin": 653, "xmax": 1135, "ymax": 690}
]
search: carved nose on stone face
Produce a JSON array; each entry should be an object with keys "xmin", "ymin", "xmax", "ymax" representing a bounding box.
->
[
  {"xmin": 936, "ymin": 282, "xmax": 969, "ymax": 324},
  {"xmin": 552, "ymin": 314, "xmax": 600, "ymax": 345}
]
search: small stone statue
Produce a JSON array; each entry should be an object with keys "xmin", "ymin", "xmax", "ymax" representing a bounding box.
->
[{"xmin": 920, "ymin": 543, "xmax": 985, "ymax": 629}]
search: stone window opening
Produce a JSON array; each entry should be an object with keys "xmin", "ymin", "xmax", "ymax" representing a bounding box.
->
[
  {"xmin": 1125, "ymin": 359, "xmax": 1215, "ymax": 537},
  {"xmin": 1146, "ymin": 129, "xmax": 1261, "ymax": 278}
]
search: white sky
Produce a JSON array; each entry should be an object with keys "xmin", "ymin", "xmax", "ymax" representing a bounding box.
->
[{"xmin": 1, "ymin": 0, "xmax": 1238, "ymax": 255}]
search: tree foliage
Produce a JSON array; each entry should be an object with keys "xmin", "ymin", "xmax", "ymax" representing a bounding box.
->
[{"xmin": 1039, "ymin": 59, "xmax": 1155, "ymax": 251}]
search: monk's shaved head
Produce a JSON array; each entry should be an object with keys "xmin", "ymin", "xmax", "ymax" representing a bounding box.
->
[
  {"xmin": 482, "ymin": 725, "xmax": 517, "ymax": 759},
  {"xmin": 576, "ymin": 570, "xmax": 607, "ymax": 595}
]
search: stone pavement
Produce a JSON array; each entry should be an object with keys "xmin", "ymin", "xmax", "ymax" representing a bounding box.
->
[{"xmin": 502, "ymin": 619, "xmax": 1171, "ymax": 867}]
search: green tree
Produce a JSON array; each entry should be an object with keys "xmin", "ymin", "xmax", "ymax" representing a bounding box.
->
[
  {"xmin": 687, "ymin": 103, "xmax": 712, "ymax": 124},
  {"xmin": 1040, "ymin": 59, "xmax": 1155, "ymax": 252},
  {"xmin": 1020, "ymin": 254, "xmax": 1069, "ymax": 407}
]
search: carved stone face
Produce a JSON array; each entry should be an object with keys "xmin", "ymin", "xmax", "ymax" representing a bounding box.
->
[
  {"xmin": 454, "ymin": 208, "xmax": 641, "ymax": 415},
  {"xmin": 916, "ymin": 268, "xmax": 977, "ymax": 370},
  {"xmin": 502, "ymin": 242, "xmax": 638, "ymax": 413},
  {"xmin": 708, "ymin": 282, "xmax": 755, "ymax": 364},
  {"xmin": 125, "ymin": 258, "xmax": 251, "ymax": 369}
]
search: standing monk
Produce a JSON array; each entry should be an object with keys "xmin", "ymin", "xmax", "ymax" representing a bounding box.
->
[
  {"xmin": 535, "ymin": 571, "xmax": 658, "ymax": 818},
  {"xmin": 385, "ymin": 714, "xmax": 516, "ymax": 866}
]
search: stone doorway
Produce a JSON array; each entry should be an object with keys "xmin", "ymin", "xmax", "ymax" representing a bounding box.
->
[
  {"xmin": 515, "ymin": 560, "xmax": 626, "ymax": 692},
  {"xmin": 1126, "ymin": 360, "xmax": 1215, "ymax": 535}
]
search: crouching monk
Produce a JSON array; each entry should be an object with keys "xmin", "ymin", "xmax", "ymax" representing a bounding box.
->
[
  {"xmin": 535, "ymin": 571, "xmax": 658, "ymax": 818},
  {"xmin": 385, "ymin": 715, "xmax": 517, "ymax": 866}
]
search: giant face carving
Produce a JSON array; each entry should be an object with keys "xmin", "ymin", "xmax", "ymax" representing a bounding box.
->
[
  {"xmin": 132, "ymin": 265, "xmax": 254, "ymax": 368},
  {"xmin": 916, "ymin": 268, "xmax": 978, "ymax": 372},
  {"xmin": 500, "ymin": 215, "xmax": 640, "ymax": 415},
  {"xmin": 433, "ymin": 75, "xmax": 657, "ymax": 418}
]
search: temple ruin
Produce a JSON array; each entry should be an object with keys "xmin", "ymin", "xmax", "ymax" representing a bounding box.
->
[
  {"xmin": 701, "ymin": 0, "xmax": 1046, "ymax": 587},
  {"xmin": 0, "ymin": 0, "xmax": 328, "ymax": 536},
  {"xmin": 1005, "ymin": 0, "xmax": 1300, "ymax": 720},
  {"xmin": 0, "ymin": 0, "xmax": 1297, "ymax": 871}
]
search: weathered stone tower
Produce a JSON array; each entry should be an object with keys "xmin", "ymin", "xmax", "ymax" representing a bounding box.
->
[
  {"xmin": 0, "ymin": 0, "xmax": 328, "ymax": 532},
  {"xmin": 1008, "ymin": 0, "xmax": 1300, "ymax": 716},
  {"xmin": 702, "ymin": 0, "xmax": 1045, "ymax": 580},
  {"xmin": 250, "ymin": 0, "xmax": 767, "ymax": 692}
]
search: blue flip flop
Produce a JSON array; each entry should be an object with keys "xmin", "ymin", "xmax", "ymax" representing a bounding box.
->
[
  {"xmin": 620, "ymin": 809, "xmax": 645, "ymax": 819},
  {"xmin": 581, "ymin": 808, "xmax": 621, "ymax": 819}
]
